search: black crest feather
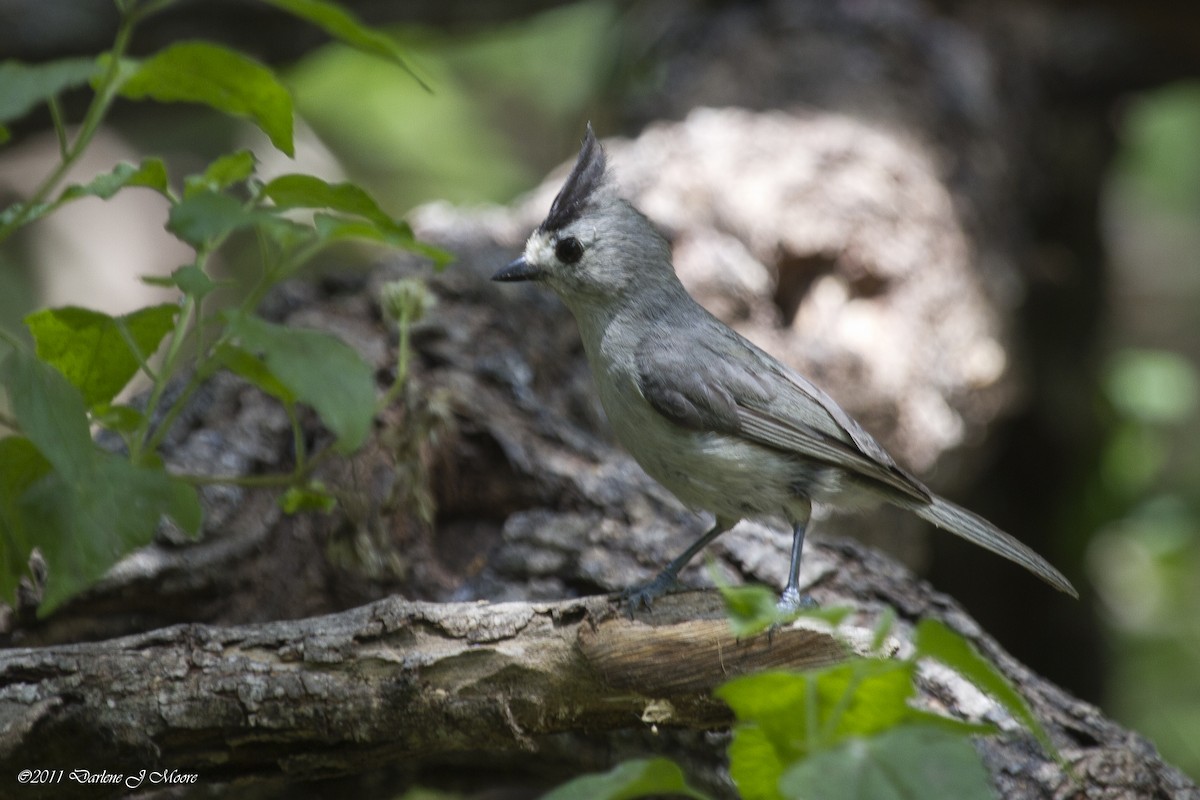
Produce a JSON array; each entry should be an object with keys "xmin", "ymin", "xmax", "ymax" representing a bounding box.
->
[{"xmin": 538, "ymin": 123, "xmax": 606, "ymax": 234}]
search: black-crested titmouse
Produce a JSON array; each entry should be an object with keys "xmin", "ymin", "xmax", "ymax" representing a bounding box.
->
[{"xmin": 493, "ymin": 125, "xmax": 1077, "ymax": 609}]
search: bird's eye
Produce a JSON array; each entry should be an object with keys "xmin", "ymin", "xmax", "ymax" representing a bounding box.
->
[{"xmin": 555, "ymin": 236, "xmax": 583, "ymax": 264}]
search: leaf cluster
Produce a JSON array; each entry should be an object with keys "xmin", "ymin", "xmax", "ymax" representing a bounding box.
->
[
  {"xmin": 0, "ymin": 0, "xmax": 446, "ymax": 614},
  {"xmin": 545, "ymin": 598, "xmax": 1062, "ymax": 800}
]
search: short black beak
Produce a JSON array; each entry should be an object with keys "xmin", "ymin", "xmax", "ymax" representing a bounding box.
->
[{"xmin": 492, "ymin": 255, "xmax": 540, "ymax": 283}]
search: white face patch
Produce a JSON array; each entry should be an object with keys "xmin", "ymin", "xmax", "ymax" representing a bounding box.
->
[
  {"xmin": 525, "ymin": 227, "xmax": 598, "ymax": 270},
  {"xmin": 524, "ymin": 231, "xmax": 556, "ymax": 268}
]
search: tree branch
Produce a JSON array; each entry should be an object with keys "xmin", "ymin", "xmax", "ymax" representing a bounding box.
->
[
  {"xmin": 0, "ymin": 590, "xmax": 848, "ymax": 797},
  {"xmin": 2, "ymin": 568, "xmax": 1195, "ymax": 798}
]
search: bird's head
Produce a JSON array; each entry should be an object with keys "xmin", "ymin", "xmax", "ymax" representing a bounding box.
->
[{"xmin": 493, "ymin": 125, "xmax": 674, "ymax": 306}]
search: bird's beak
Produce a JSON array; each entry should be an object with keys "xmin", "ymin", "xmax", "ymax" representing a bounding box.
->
[{"xmin": 492, "ymin": 255, "xmax": 540, "ymax": 282}]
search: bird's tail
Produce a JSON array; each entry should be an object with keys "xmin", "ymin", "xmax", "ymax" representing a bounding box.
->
[{"xmin": 897, "ymin": 495, "xmax": 1078, "ymax": 598}]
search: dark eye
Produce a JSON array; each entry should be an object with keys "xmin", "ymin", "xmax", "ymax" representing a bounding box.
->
[{"xmin": 555, "ymin": 236, "xmax": 583, "ymax": 264}]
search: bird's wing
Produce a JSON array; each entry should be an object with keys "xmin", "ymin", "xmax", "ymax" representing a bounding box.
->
[{"xmin": 635, "ymin": 332, "xmax": 930, "ymax": 503}]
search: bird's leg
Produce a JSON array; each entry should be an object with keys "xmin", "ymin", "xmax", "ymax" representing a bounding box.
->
[
  {"xmin": 778, "ymin": 519, "xmax": 819, "ymax": 612},
  {"xmin": 622, "ymin": 517, "xmax": 732, "ymax": 613}
]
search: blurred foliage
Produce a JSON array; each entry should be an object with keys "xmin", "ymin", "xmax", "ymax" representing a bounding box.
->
[
  {"xmin": 1089, "ymin": 349, "xmax": 1200, "ymax": 778},
  {"xmin": 1113, "ymin": 83, "xmax": 1200, "ymax": 207},
  {"xmin": 287, "ymin": 0, "xmax": 620, "ymax": 210},
  {"xmin": 0, "ymin": 0, "xmax": 445, "ymax": 614},
  {"xmin": 543, "ymin": 605, "xmax": 1059, "ymax": 800},
  {"xmin": 1094, "ymin": 80, "xmax": 1200, "ymax": 779}
]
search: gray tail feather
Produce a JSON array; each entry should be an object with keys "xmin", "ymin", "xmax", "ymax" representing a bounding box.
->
[{"xmin": 898, "ymin": 495, "xmax": 1078, "ymax": 598}]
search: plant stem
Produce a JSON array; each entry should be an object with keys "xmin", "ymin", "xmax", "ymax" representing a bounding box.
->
[
  {"xmin": 0, "ymin": 6, "xmax": 140, "ymax": 245},
  {"xmin": 130, "ymin": 293, "xmax": 196, "ymax": 462},
  {"xmin": 135, "ymin": 0, "xmax": 179, "ymax": 17},
  {"xmin": 820, "ymin": 666, "xmax": 867, "ymax": 743},
  {"xmin": 180, "ymin": 471, "xmax": 301, "ymax": 489},
  {"xmin": 114, "ymin": 317, "xmax": 159, "ymax": 385},
  {"xmin": 239, "ymin": 237, "xmax": 324, "ymax": 316},
  {"xmin": 47, "ymin": 96, "xmax": 69, "ymax": 159},
  {"xmin": 179, "ymin": 444, "xmax": 334, "ymax": 488},
  {"xmin": 287, "ymin": 402, "xmax": 307, "ymax": 471},
  {"xmin": 140, "ymin": 370, "xmax": 202, "ymax": 458},
  {"xmin": 0, "ymin": 327, "xmax": 23, "ymax": 349},
  {"xmin": 805, "ymin": 674, "xmax": 819, "ymax": 746},
  {"xmin": 379, "ymin": 313, "xmax": 411, "ymax": 411}
]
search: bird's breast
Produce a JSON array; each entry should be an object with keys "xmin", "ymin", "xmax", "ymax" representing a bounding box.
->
[{"xmin": 592, "ymin": 365, "xmax": 809, "ymax": 521}]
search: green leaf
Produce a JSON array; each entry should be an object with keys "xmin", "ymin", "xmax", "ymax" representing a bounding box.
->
[
  {"xmin": 869, "ymin": 606, "xmax": 896, "ymax": 653},
  {"xmin": 260, "ymin": 214, "xmax": 319, "ymax": 251},
  {"xmin": 0, "ymin": 348, "xmax": 201, "ymax": 613},
  {"xmin": 280, "ymin": 482, "xmax": 337, "ymax": 514},
  {"xmin": 58, "ymin": 158, "xmax": 170, "ymax": 202},
  {"xmin": 0, "ymin": 200, "xmax": 51, "ymax": 229},
  {"xmin": 213, "ymin": 342, "xmax": 296, "ymax": 405},
  {"xmin": 172, "ymin": 264, "xmax": 217, "ymax": 296},
  {"xmin": 185, "ymin": 150, "xmax": 257, "ymax": 198},
  {"xmin": 2, "ymin": 159, "xmax": 170, "ymax": 230},
  {"xmin": 727, "ymin": 724, "xmax": 789, "ymax": 800},
  {"xmin": 88, "ymin": 53, "xmax": 140, "ymax": 94},
  {"xmin": 19, "ymin": 451, "xmax": 201, "ymax": 614},
  {"xmin": 0, "ymin": 437, "xmax": 53, "ymax": 604},
  {"xmin": 719, "ymin": 582, "xmax": 854, "ymax": 638},
  {"xmin": 25, "ymin": 303, "xmax": 178, "ymax": 408},
  {"xmin": 167, "ymin": 189, "xmax": 269, "ymax": 248},
  {"xmin": 0, "ymin": 347, "xmax": 95, "ymax": 482},
  {"xmin": 260, "ymin": 175, "xmax": 451, "ymax": 264},
  {"xmin": 0, "ymin": 58, "xmax": 97, "ymax": 125},
  {"xmin": 264, "ymin": 174, "xmax": 399, "ymax": 226},
  {"xmin": 91, "ymin": 403, "xmax": 146, "ymax": 433},
  {"xmin": 720, "ymin": 583, "xmax": 783, "ymax": 637},
  {"xmin": 223, "ymin": 312, "xmax": 375, "ymax": 452},
  {"xmin": 720, "ymin": 662, "xmax": 916, "ymax": 750},
  {"xmin": 718, "ymin": 660, "xmax": 923, "ymax": 796},
  {"xmin": 118, "ymin": 42, "xmax": 294, "ymax": 155},
  {"xmin": 813, "ymin": 661, "xmax": 918, "ymax": 742},
  {"xmin": 259, "ymin": 0, "xmax": 428, "ymax": 89},
  {"xmin": 902, "ymin": 709, "xmax": 998, "ymax": 738},
  {"xmin": 540, "ymin": 758, "xmax": 712, "ymax": 800},
  {"xmin": 142, "ymin": 264, "xmax": 219, "ymax": 299},
  {"xmin": 312, "ymin": 214, "xmax": 452, "ymax": 265},
  {"xmin": 913, "ymin": 619, "xmax": 1057, "ymax": 758},
  {"xmin": 777, "ymin": 727, "xmax": 996, "ymax": 800},
  {"xmin": 719, "ymin": 671, "xmax": 817, "ymax": 798}
]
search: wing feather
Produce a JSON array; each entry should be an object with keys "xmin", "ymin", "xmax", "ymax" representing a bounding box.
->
[{"xmin": 635, "ymin": 332, "xmax": 929, "ymax": 502}]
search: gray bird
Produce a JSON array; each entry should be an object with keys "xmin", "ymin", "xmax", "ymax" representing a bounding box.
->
[{"xmin": 493, "ymin": 125, "xmax": 1077, "ymax": 609}]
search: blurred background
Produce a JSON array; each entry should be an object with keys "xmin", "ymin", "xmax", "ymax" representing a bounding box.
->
[{"xmin": 1, "ymin": 0, "xmax": 1198, "ymax": 781}]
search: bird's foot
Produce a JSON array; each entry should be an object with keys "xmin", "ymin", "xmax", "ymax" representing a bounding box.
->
[
  {"xmin": 762, "ymin": 587, "xmax": 820, "ymax": 641},
  {"xmin": 619, "ymin": 571, "xmax": 679, "ymax": 617},
  {"xmin": 777, "ymin": 586, "xmax": 819, "ymax": 614}
]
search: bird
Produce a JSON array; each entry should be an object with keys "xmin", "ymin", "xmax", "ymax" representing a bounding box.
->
[{"xmin": 492, "ymin": 124, "xmax": 1077, "ymax": 610}]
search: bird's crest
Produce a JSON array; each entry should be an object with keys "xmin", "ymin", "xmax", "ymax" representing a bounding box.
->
[{"xmin": 539, "ymin": 123, "xmax": 607, "ymax": 234}]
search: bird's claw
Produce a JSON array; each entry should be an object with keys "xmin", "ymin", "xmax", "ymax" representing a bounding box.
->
[
  {"xmin": 761, "ymin": 589, "xmax": 819, "ymax": 641},
  {"xmin": 619, "ymin": 572, "xmax": 679, "ymax": 617},
  {"xmin": 776, "ymin": 586, "xmax": 819, "ymax": 614}
]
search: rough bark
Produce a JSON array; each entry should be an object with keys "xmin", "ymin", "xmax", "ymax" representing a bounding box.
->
[
  {"xmin": 2, "ymin": 555, "xmax": 1197, "ymax": 798},
  {"xmin": 0, "ymin": 592, "xmax": 827, "ymax": 798}
]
